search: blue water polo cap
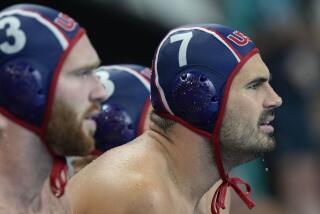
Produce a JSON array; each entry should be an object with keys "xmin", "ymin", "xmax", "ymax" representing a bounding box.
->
[
  {"xmin": 151, "ymin": 24, "xmax": 259, "ymax": 214},
  {"xmin": 94, "ymin": 64, "xmax": 151, "ymax": 152},
  {"xmin": 0, "ymin": 4, "xmax": 85, "ymax": 135}
]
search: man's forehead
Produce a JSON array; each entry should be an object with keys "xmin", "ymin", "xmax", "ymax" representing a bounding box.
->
[
  {"xmin": 61, "ymin": 35, "xmax": 100, "ymax": 73},
  {"xmin": 233, "ymin": 54, "xmax": 270, "ymax": 84}
]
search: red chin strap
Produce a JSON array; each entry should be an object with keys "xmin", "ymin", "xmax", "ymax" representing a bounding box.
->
[
  {"xmin": 49, "ymin": 156, "xmax": 68, "ymax": 197},
  {"xmin": 211, "ymin": 176, "xmax": 255, "ymax": 214},
  {"xmin": 210, "ymin": 131, "xmax": 256, "ymax": 213},
  {"xmin": 210, "ymin": 49, "xmax": 259, "ymax": 214},
  {"xmin": 210, "ymin": 131, "xmax": 255, "ymax": 214}
]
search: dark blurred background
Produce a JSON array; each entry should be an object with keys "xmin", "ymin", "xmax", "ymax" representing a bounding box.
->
[
  {"xmin": 1, "ymin": 0, "xmax": 319, "ymax": 213},
  {"xmin": 0, "ymin": 0, "xmax": 169, "ymax": 67}
]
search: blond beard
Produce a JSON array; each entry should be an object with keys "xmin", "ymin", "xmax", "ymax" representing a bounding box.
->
[{"xmin": 45, "ymin": 99, "xmax": 99, "ymax": 156}]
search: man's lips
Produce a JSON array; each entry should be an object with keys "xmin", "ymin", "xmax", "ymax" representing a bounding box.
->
[
  {"xmin": 259, "ymin": 125, "xmax": 274, "ymax": 133},
  {"xmin": 259, "ymin": 116, "xmax": 275, "ymax": 133},
  {"xmin": 83, "ymin": 110, "xmax": 100, "ymax": 132},
  {"xmin": 84, "ymin": 109, "xmax": 100, "ymax": 120},
  {"xmin": 259, "ymin": 116, "xmax": 274, "ymax": 125},
  {"xmin": 83, "ymin": 103, "xmax": 101, "ymax": 121}
]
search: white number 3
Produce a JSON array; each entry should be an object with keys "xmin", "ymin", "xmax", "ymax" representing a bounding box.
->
[
  {"xmin": 0, "ymin": 16, "xmax": 27, "ymax": 54},
  {"xmin": 170, "ymin": 32, "xmax": 193, "ymax": 67},
  {"xmin": 96, "ymin": 70, "xmax": 115, "ymax": 100}
]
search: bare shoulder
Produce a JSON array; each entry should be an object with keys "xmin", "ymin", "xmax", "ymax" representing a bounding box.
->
[{"xmin": 67, "ymin": 137, "xmax": 170, "ymax": 214}]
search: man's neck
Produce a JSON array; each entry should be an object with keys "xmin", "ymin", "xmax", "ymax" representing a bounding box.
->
[
  {"xmin": 149, "ymin": 124, "xmax": 220, "ymax": 207},
  {"xmin": 0, "ymin": 123, "xmax": 57, "ymax": 212}
]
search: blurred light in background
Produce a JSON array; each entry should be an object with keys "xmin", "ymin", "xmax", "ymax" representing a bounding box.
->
[{"xmin": 92, "ymin": 0, "xmax": 224, "ymax": 27}]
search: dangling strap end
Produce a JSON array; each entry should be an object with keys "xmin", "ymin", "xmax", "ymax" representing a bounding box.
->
[{"xmin": 49, "ymin": 156, "xmax": 68, "ymax": 198}]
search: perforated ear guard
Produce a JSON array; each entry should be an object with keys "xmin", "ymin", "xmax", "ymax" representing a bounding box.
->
[
  {"xmin": 0, "ymin": 58, "xmax": 48, "ymax": 126},
  {"xmin": 94, "ymin": 103, "xmax": 135, "ymax": 151},
  {"xmin": 171, "ymin": 69, "xmax": 219, "ymax": 129}
]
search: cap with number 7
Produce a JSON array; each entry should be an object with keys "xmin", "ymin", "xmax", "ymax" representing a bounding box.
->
[{"xmin": 151, "ymin": 24, "xmax": 259, "ymax": 214}]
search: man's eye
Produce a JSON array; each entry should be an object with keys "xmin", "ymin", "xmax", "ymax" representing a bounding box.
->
[
  {"xmin": 79, "ymin": 70, "xmax": 92, "ymax": 77},
  {"xmin": 248, "ymin": 82, "xmax": 261, "ymax": 90}
]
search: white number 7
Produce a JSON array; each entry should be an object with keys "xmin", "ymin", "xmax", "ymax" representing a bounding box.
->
[{"xmin": 170, "ymin": 32, "xmax": 193, "ymax": 67}]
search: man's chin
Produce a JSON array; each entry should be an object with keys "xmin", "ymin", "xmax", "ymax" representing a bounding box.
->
[
  {"xmin": 248, "ymin": 132, "xmax": 276, "ymax": 155},
  {"xmin": 75, "ymin": 136, "xmax": 95, "ymax": 156},
  {"xmin": 47, "ymin": 127, "xmax": 96, "ymax": 156},
  {"xmin": 260, "ymin": 135, "xmax": 276, "ymax": 153},
  {"xmin": 85, "ymin": 137, "xmax": 95, "ymax": 153}
]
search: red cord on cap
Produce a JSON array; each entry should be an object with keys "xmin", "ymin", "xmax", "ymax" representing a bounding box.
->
[
  {"xmin": 49, "ymin": 156, "xmax": 68, "ymax": 197},
  {"xmin": 209, "ymin": 49, "xmax": 260, "ymax": 214},
  {"xmin": 211, "ymin": 176, "xmax": 255, "ymax": 214}
]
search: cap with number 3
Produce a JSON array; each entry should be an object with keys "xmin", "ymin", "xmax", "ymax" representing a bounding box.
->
[
  {"xmin": 0, "ymin": 3, "xmax": 86, "ymax": 198},
  {"xmin": 0, "ymin": 4, "xmax": 85, "ymax": 133}
]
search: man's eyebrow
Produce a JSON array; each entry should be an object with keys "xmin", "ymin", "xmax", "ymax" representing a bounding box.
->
[
  {"xmin": 247, "ymin": 71, "xmax": 272, "ymax": 85},
  {"xmin": 70, "ymin": 60, "xmax": 101, "ymax": 73},
  {"xmin": 246, "ymin": 76, "xmax": 269, "ymax": 86}
]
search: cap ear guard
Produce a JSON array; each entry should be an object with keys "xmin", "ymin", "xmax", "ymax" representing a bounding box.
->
[
  {"xmin": 171, "ymin": 69, "xmax": 219, "ymax": 130},
  {"xmin": 93, "ymin": 104, "xmax": 135, "ymax": 152},
  {"xmin": 0, "ymin": 59, "xmax": 47, "ymax": 127}
]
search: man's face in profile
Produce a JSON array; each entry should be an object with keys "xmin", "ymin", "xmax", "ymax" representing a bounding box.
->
[
  {"xmin": 220, "ymin": 54, "xmax": 282, "ymax": 160},
  {"xmin": 46, "ymin": 35, "xmax": 106, "ymax": 156}
]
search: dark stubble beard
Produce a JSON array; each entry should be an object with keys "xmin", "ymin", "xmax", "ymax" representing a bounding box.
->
[
  {"xmin": 219, "ymin": 109, "xmax": 276, "ymax": 168},
  {"xmin": 46, "ymin": 99, "xmax": 99, "ymax": 156}
]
